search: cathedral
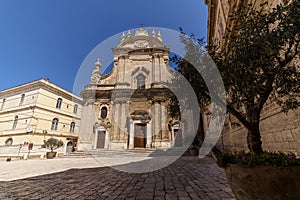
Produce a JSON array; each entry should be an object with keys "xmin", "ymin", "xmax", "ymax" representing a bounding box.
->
[{"xmin": 78, "ymin": 29, "xmax": 184, "ymax": 150}]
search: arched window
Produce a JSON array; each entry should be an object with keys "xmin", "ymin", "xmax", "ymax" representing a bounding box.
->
[
  {"xmin": 136, "ymin": 74, "xmax": 146, "ymax": 89},
  {"xmin": 19, "ymin": 94, "xmax": 25, "ymax": 106},
  {"xmin": 100, "ymin": 107, "xmax": 108, "ymax": 119},
  {"xmin": 51, "ymin": 118, "xmax": 59, "ymax": 130},
  {"xmin": 56, "ymin": 98, "xmax": 62, "ymax": 109},
  {"xmin": 12, "ymin": 115, "xmax": 18, "ymax": 130},
  {"xmin": 5, "ymin": 138, "xmax": 13, "ymax": 146},
  {"xmin": 73, "ymin": 104, "xmax": 78, "ymax": 114},
  {"xmin": 70, "ymin": 122, "xmax": 75, "ymax": 133}
]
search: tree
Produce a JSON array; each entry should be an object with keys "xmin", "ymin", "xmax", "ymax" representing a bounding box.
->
[
  {"xmin": 173, "ymin": 1, "xmax": 300, "ymax": 154},
  {"xmin": 44, "ymin": 138, "xmax": 64, "ymax": 152}
]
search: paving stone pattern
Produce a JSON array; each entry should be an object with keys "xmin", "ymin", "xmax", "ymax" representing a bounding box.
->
[{"xmin": 0, "ymin": 157, "xmax": 236, "ymax": 200}]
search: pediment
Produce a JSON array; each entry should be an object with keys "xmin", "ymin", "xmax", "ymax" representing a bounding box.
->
[{"xmin": 117, "ymin": 36, "xmax": 164, "ymax": 48}]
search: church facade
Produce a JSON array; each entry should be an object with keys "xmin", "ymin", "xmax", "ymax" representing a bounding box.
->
[{"xmin": 78, "ymin": 29, "xmax": 183, "ymax": 150}]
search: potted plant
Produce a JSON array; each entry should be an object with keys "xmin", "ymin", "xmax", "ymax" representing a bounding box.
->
[
  {"xmin": 215, "ymin": 151, "xmax": 300, "ymax": 200},
  {"xmin": 44, "ymin": 138, "xmax": 64, "ymax": 159}
]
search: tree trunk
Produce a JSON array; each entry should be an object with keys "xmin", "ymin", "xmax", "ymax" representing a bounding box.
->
[{"xmin": 247, "ymin": 124, "xmax": 263, "ymax": 154}]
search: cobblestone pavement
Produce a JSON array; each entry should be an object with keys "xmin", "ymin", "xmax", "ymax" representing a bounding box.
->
[{"xmin": 0, "ymin": 156, "xmax": 236, "ymax": 200}]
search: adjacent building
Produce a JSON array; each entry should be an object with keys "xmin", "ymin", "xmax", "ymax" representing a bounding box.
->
[
  {"xmin": 205, "ymin": 0, "xmax": 299, "ymax": 154},
  {"xmin": 205, "ymin": 0, "xmax": 290, "ymax": 49},
  {"xmin": 0, "ymin": 78, "xmax": 82, "ymax": 149}
]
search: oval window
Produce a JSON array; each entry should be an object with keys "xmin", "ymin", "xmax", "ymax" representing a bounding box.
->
[{"xmin": 100, "ymin": 107, "xmax": 108, "ymax": 119}]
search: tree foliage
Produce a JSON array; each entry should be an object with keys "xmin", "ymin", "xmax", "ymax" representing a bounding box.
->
[
  {"xmin": 173, "ymin": 1, "xmax": 300, "ymax": 154},
  {"xmin": 44, "ymin": 138, "xmax": 64, "ymax": 152}
]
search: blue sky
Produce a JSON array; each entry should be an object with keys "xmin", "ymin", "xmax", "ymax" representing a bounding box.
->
[{"xmin": 0, "ymin": 0, "xmax": 208, "ymax": 95}]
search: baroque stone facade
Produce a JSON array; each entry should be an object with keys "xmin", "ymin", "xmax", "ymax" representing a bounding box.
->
[
  {"xmin": 78, "ymin": 29, "xmax": 184, "ymax": 150},
  {"xmin": 205, "ymin": 0, "xmax": 300, "ymax": 155}
]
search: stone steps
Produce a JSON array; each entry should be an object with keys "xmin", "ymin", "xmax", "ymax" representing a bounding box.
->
[
  {"xmin": 60, "ymin": 147, "xmax": 189, "ymax": 158},
  {"xmin": 58, "ymin": 151, "xmax": 93, "ymax": 158}
]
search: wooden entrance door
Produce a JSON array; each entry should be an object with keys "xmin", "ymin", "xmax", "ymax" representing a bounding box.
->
[
  {"xmin": 96, "ymin": 131, "xmax": 105, "ymax": 149},
  {"xmin": 134, "ymin": 124, "xmax": 146, "ymax": 148}
]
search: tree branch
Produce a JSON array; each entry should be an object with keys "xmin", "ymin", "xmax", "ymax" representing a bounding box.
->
[
  {"xmin": 226, "ymin": 104, "xmax": 252, "ymax": 130},
  {"xmin": 258, "ymin": 38, "xmax": 299, "ymax": 113}
]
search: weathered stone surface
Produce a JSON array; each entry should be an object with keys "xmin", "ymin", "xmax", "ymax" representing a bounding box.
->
[
  {"xmin": 0, "ymin": 157, "xmax": 235, "ymax": 199},
  {"xmin": 217, "ymin": 107, "xmax": 300, "ymax": 155}
]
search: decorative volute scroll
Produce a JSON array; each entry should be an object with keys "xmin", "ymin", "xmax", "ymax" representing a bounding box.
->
[{"xmin": 91, "ymin": 58, "xmax": 102, "ymax": 84}]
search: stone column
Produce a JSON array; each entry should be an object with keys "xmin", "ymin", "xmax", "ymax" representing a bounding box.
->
[
  {"xmin": 152, "ymin": 55, "xmax": 156, "ymax": 83},
  {"xmin": 78, "ymin": 100, "xmax": 96, "ymax": 151},
  {"xmin": 115, "ymin": 103, "xmax": 121, "ymax": 140},
  {"xmin": 120, "ymin": 102, "xmax": 128, "ymax": 140},
  {"xmin": 146, "ymin": 122, "xmax": 152, "ymax": 148},
  {"xmin": 159, "ymin": 103, "xmax": 163, "ymax": 141},
  {"xmin": 161, "ymin": 103, "xmax": 169, "ymax": 140},
  {"xmin": 105, "ymin": 128, "xmax": 110, "ymax": 149},
  {"xmin": 116, "ymin": 58, "xmax": 120, "ymax": 82},
  {"xmin": 129, "ymin": 120, "xmax": 134, "ymax": 148},
  {"xmin": 152, "ymin": 54, "xmax": 160, "ymax": 83},
  {"xmin": 181, "ymin": 122, "xmax": 185, "ymax": 146},
  {"xmin": 122, "ymin": 57, "xmax": 126, "ymax": 82},
  {"xmin": 111, "ymin": 102, "xmax": 117, "ymax": 140},
  {"xmin": 158, "ymin": 55, "xmax": 162, "ymax": 82},
  {"xmin": 154, "ymin": 102, "xmax": 161, "ymax": 140},
  {"xmin": 93, "ymin": 129, "xmax": 98, "ymax": 150},
  {"xmin": 171, "ymin": 127, "xmax": 175, "ymax": 147},
  {"xmin": 119, "ymin": 56, "xmax": 126, "ymax": 83}
]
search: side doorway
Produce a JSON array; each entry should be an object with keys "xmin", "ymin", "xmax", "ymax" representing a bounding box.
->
[
  {"xmin": 66, "ymin": 141, "xmax": 74, "ymax": 153},
  {"xmin": 96, "ymin": 130, "xmax": 106, "ymax": 149},
  {"xmin": 134, "ymin": 123, "xmax": 146, "ymax": 148}
]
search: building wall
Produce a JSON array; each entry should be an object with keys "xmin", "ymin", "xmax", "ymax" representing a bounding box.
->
[
  {"xmin": 0, "ymin": 89, "xmax": 38, "ymax": 133},
  {"xmin": 35, "ymin": 88, "xmax": 81, "ymax": 135},
  {"xmin": 206, "ymin": 0, "xmax": 292, "ymax": 48},
  {"xmin": 205, "ymin": 0, "xmax": 299, "ymax": 154},
  {"xmin": 0, "ymin": 79, "xmax": 82, "ymax": 147},
  {"xmin": 218, "ymin": 103, "xmax": 300, "ymax": 155}
]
